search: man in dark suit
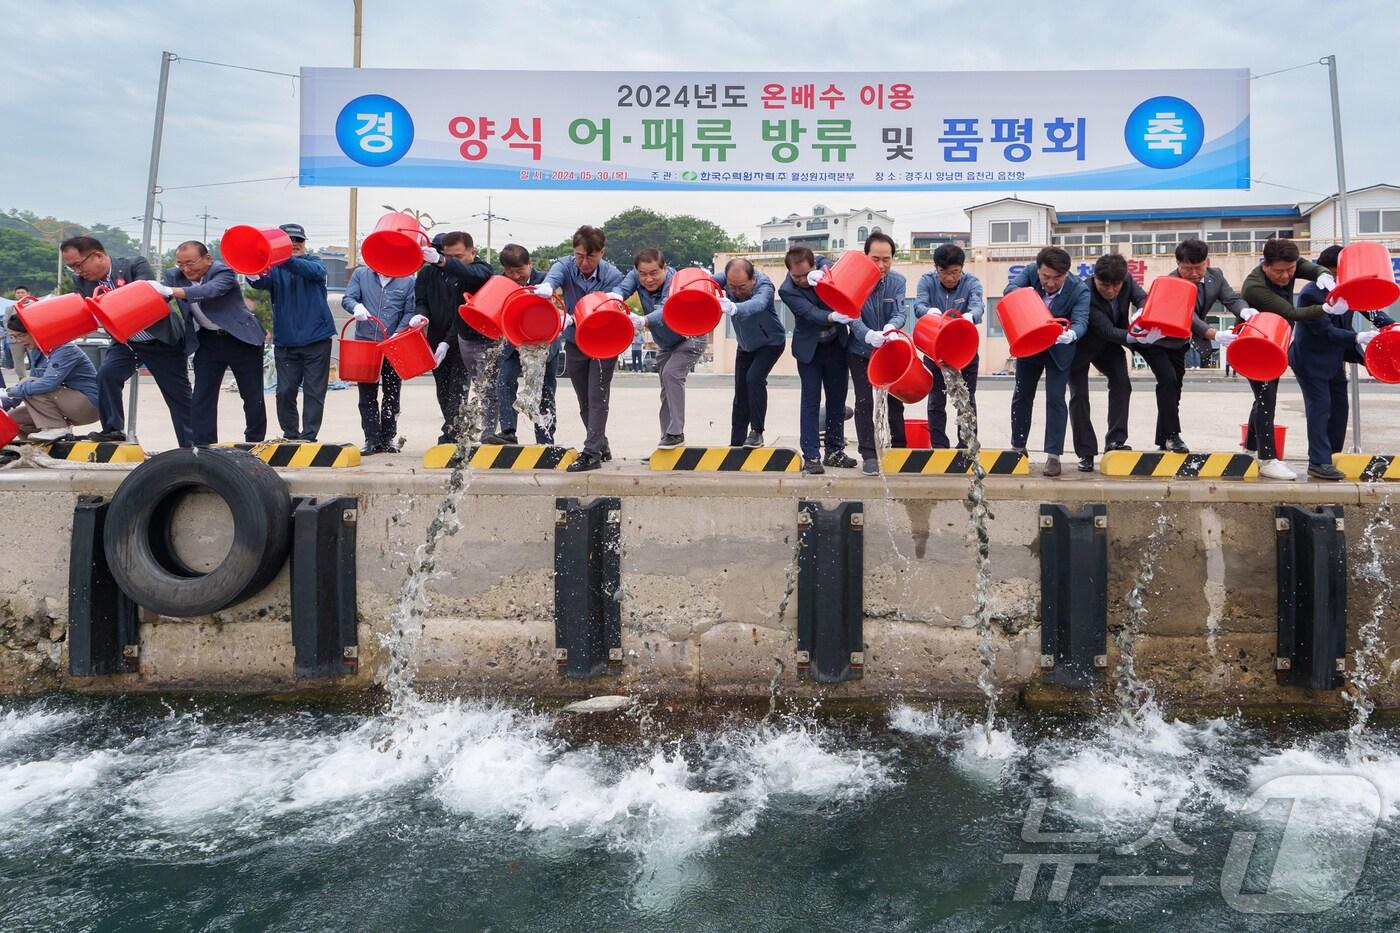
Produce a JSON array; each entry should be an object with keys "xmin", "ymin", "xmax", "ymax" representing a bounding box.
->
[
  {"xmin": 152, "ymin": 241, "xmax": 267, "ymax": 446},
  {"xmin": 488, "ymin": 244, "xmax": 561, "ymax": 445},
  {"xmin": 1005, "ymin": 247, "xmax": 1090, "ymax": 477},
  {"xmin": 779, "ymin": 246, "xmax": 854, "ymax": 475},
  {"xmin": 61, "ymin": 235, "xmax": 191, "ymax": 447}
]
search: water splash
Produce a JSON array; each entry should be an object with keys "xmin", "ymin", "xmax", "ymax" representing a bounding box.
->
[
  {"xmin": 1113, "ymin": 506, "xmax": 1171, "ymax": 731},
  {"xmin": 512, "ymin": 343, "xmax": 554, "ymax": 437},
  {"xmin": 767, "ymin": 532, "xmax": 804, "ymax": 721},
  {"xmin": 1348, "ymin": 495, "xmax": 1394, "ymax": 742}
]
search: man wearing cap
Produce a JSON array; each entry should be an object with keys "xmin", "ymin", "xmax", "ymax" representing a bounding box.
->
[
  {"xmin": 1, "ymin": 312, "xmax": 100, "ymax": 441},
  {"xmin": 148, "ymin": 241, "xmax": 267, "ymax": 446},
  {"xmin": 247, "ymin": 224, "xmax": 334, "ymax": 443}
]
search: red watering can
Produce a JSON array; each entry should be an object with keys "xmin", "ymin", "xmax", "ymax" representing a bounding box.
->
[
  {"xmin": 1226, "ymin": 314, "xmax": 1292, "ymax": 382},
  {"xmin": 12, "ymin": 294, "xmax": 99, "ymax": 355},
  {"xmin": 338, "ymin": 316, "xmax": 387, "ymax": 383},
  {"xmin": 867, "ymin": 333, "xmax": 933, "ymax": 404},
  {"xmin": 814, "ymin": 251, "xmax": 881, "ymax": 317},
  {"xmin": 362, "ymin": 213, "xmax": 429, "ymax": 278},
  {"xmin": 221, "ymin": 225, "xmax": 293, "ymax": 276},
  {"xmin": 913, "ymin": 311, "xmax": 979, "ymax": 370},
  {"xmin": 90, "ymin": 282, "xmax": 171, "ymax": 344},
  {"xmin": 663, "ymin": 267, "xmax": 723, "ymax": 337},
  {"xmin": 381, "ymin": 321, "xmax": 435, "ymax": 380},
  {"xmin": 997, "ymin": 288, "xmax": 1067, "ymax": 358},
  {"xmin": 572, "ymin": 293, "xmax": 635, "ymax": 360}
]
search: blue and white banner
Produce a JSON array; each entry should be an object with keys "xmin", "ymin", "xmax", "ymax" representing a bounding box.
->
[{"xmin": 299, "ymin": 68, "xmax": 1250, "ymax": 191}]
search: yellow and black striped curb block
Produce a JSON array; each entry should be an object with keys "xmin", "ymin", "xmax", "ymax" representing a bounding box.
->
[
  {"xmin": 39, "ymin": 441, "xmax": 146, "ymax": 463},
  {"xmin": 880, "ymin": 448, "xmax": 1029, "ymax": 476},
  {"xmin": 214, "ymin": 442, "xmax": 361, "ymax": 468},
  {"xmin": 1332, "ymin": 454, "xmax": 1400, "ymax": 482},
  {"xmin": 423, "ymin": 444, "xmax": 578, "ymax": 470},
  {"xmin": 1100, "ymin": 450, "xmax": 1258, "ymax": 479},
  {"xmin": 649, "ymin": 446, "xmax": 800, "ymax": 472}
]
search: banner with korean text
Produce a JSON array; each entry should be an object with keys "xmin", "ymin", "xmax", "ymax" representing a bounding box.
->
[{"xmin": 299, "ymin": 68, "xmax": 1250, "ymax": 191}]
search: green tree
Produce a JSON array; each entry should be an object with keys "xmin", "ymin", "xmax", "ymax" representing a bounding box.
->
[
  {"xmin": 0, "ymin": 228, "xmax": 60, "ymax": 295},
  {"xmin": 601, "ymin": 207, "xmax": 741, "ymax": 271}
]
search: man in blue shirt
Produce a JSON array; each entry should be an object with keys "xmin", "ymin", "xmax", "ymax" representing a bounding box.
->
[
  {"xmin": 532, "ymin": 225, "xmax": 624, "ymax": 472},
  {"xmin": 845, "ymin": 233, "xmax": 907, "ymax": 475},
  {"xmin": 780, "ymin": 246, "xmax": 854, "ymax": 474},
  {"xmin": 247, "ymin": 224, "xmax": 334, "ymax": 442},
  {"xmin": 0, "ymin": 312, "xmax": 100, "ymax": 440},
  {"xmin": 490, "ymin": 244, "xmax": 559, "ymax": 445},
  {"xmin": 909, "ymin": 244, "xmax": 984, "ymax": 449},
  {"xmin": 712, "ymin": 259, "xmax": 783, "ymax": 447},
  {"xmin": 151, "ymin": 241, "xmax": 267, "ymax": 446},
  {"xmin": 1005, "ymin": 247, "xmax": 1090, "ymax": 477},
  {"xmin": 343, "ymin": 261, "xmax": 425, "ymax": 455}
]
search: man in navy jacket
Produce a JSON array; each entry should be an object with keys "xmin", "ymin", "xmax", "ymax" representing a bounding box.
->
[
  {"xmin": 152, "ymin": 241, "xmax": 267, "ymax": 446},
  {"xmin": 1005, "ymin": 247, "xmax": 1090, "ymax": 477},
  {"xmin": 712, "ymin": 259, "xmax": 783, "ymax": 447},
  {"xmin": 780, "ymin": 246, "xmax": 853, "ymax": 474},
  {"xmin": 490, "ymin": 244, "xmax": 559, "ymax": 446},
  {"xmin": 844, "ymin": 233, "xmax": 907, "ymax": 475}
]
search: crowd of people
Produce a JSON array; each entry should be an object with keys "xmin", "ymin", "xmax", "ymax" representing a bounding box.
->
[{"xmin": 0, "ymin": 225, "xmax": 1386, "ymax": 482}]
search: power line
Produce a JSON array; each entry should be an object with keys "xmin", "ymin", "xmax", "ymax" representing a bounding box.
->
[
  {"xmin": 1251, "ymin": 59, "xmax": 1326, "ymax": 80},
  {"xmin": 157, "ymin": 175, "xmax": 297, "ymax": 192},
  {"xmin": 173, "ymin": 55, "xmax": 300, "ymax": 79}
]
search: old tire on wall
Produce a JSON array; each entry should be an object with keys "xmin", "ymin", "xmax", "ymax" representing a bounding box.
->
[{"xmin": 103, "ymin": 448, "xmax": 292, "ymax": 617}]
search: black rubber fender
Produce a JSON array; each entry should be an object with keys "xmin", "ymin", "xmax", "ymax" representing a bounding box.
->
[{"xmin": 103, "ymin": 448, "xmax": 292, "ymax": 617}]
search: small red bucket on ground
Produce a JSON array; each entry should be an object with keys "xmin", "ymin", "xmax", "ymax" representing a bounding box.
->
[
  {"xmin": 997, "ymin": 288, "xmax": 1067, "ymax": 358},
  {"xmin": 1332, "ymin": 242, "xmax": 1400, "ymax": 312},
  {"xmin": 1227, "ymin": 315, "xmax": 1292, "ymax": 382},
  {"xmin": 90, "ymin": 282, "xmax": 171, "ymax": 344},
  {"xmin": 1364, "ymin": 324, "xmax": 1400, "ymax": 384},
  {"xmin": 663, "ymin": 267, "xmax": 723, "ymax": 337},
  {"xmin": 867, "ymin": 334, "xmax": 934, "ymax": 404},
  {"xmin": 381, "ymin": 322, "xmax": 435, "ymax": 379},
  {"xmin": 1136, "ymin": 275, "xmax": 1196, "ymax": 339},
  {"xmin": 1239, "ymin": 423, "xmax": 1287, "ymax": 459},
  {"xmin": 459, "ymin": 275, "xmax": 517, "ymax": 340},
  {"xmin": 221, "ymin": 225, "xmax": 292, "ymax": 276},
  {"xmin": 904, "ymin": 418, "xmax": 931, "ymax": 449},
  {"xmin": 0, "ymin": 409, "xmax": 18, "ymax": 447},
  {"xmin": 362, "ymin": 213, "xmax": 428, "ymax": 278},
  {"xmin": 913, "ymin": 311, "xmax": 979, "ymax": 370},
  {"xmin": 13, "ymin": 294, "xmax": 99, "ymax": 354},
  {"xmin": 814, "ymin": 251, "xmax": 881, "ymax": 317},
  {"xmin": 573, "ymin": 292, "xmax": 635, "ymax": 360},
  {"xmin": 338, "ymin": 316, "xmax": 386, "ymax": 383}
]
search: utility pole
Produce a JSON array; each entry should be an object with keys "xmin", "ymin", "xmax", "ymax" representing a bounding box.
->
[
  {"xmin": 348, "ymin": 0, "xmax": 363, "ymax": 268},
  {"xmin": 131, "ymin": 202, "xmax": 166, "ymax": 264},
  {"xmin": 1325, "ymin": 54, "xmax": 1361, "ymax": 452},
  {"xmin": 472, "ymin": 196, "xmax": 510, "ymax": 266},
  {"xmin": 197, "ymin": 206, "xmax": 217, "ymax": 244},
  {"xmin": 131, "ymin": 49, "xmax": 174, "ymax": 444}
]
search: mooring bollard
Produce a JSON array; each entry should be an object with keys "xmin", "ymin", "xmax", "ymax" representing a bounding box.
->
[{"xmin": 1038, "ymin": 503, "xmax": 1109, "ymax": 688}]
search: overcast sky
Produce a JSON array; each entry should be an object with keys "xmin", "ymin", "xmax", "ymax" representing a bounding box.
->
[{"xmin": 4, "ymin": 0, "xmax": 1397, "ymax": 252}]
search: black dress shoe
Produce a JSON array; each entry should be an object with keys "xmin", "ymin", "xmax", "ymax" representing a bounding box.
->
[
  {"xmin": 567, "ymin": 451, "xmax": 601, "ymax": 472},
  {"xmin": 376, "ymin": 442, "xmax": 400, "ymax": 454},
  {"xmin": 483, "ymin": 432, "xmax": 517, "ymax": 445},
  {"xmin": 823, "ymin": 450, "xmax": 857, "ymax": 469},
  {"xmin": 1104, "ymin": 443, "xmax": 1132, "ymax": 452},
  {"xmin": 658, "ymin": 433, "xmax": 684, "ymax": 450},
  {"xmin": 1160, "ymin": 435, "xmax": 1189, "ymax": 454},
  {"xmin": 1307, "ymin": 463, "xmax": 1345, "ymax": 481},
  {"xmin": 1078, "ymin": 456, "xmax": 1095, "ymax": 472},
  {"xmin": 801, "ymin": 458, "xmax": 825, "ymax": 475},
  {"xmin": 600, "ymin": 449, "xmax": 612, "ymax": 462},
  {"xmin": 359, "ymin": 444, "xmax": 380, "ymax": 456},
  {"xmin": 86, "ymin": 429, "xmax": 127, "ymax": 442}
]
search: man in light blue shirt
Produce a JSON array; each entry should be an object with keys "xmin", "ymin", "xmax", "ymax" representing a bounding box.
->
[
  {"xmin": 711, "ymin": 260, "xmax": 783, "ymax": 447},
  {"xmin": 1, "ymin": 312, "xmax": 100, "ymax": 440},
  {"xmin": 344, "ymin": 263, "xmax": 425, "ymax": 455},
  {"xmin": 845, "ymin": 233, "xmax": 907, "ymax": 474},
  {"xmin": 909, "ymin": 244, "xmax": 985, "ymax": 448}
]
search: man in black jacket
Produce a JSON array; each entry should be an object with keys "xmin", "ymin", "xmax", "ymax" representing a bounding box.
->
[
  {"xmin": 60, "ymin": 235, "xmax": 191, "ymax": 447},
  {"xmin": 415, "ymin": 230, "xmax": 492, "ymax": 443}
]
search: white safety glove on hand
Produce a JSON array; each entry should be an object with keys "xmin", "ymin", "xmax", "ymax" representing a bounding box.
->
[
  {"xmin": 806, "ymin": 269, "xmax": 826, "ymax": 287},
  {"xmin": 632, "ymin": 314, "xmax": 646, "ymax": 332},
  {"xmin": 718, "ymin": 297, "xmax": 737, "ymax": 316},
  {"xmin": 1128, "ymin": 327, "xmax": 1165, "ymax": 345},
  {"xmin": 1317, "ymin": 272, "xmax": 1337, "ymax": 292},
  {"xmin": 147, "ymin": 280, "xmax": 174, "ymax": 298},
  {"xmin": 432, "ymin": 342, "xmax": 449, "ymax": 367},
  {"xmin": 882, "ymin": 323, "xmax": 901, "ymax": 334},
  {"xmin": 924, "ymin": 307, "xmax": 944, "ymax": 318},
  {"xmin": 1055, "ymin": 329, "xmax": 1078, "ymax": 345},
  {"xmin": 1239, "ymin": 308, "xmax": 1259, "ymax": 322},
  {"xmin": 534, "ymin": 283, "xmax": 554, "ymax": 299},
  {"xmin": 352, "ymin": 307, "xmax": 371, "ymax": 322},
  {"xmin": 408, "ymin": 314, "xmax": 428, "ymax": 329},
  {"xmin": 1357, "ymin": 330, "xmax": 1379, "ymax": 350},
  {"xmin": 604, "ymin": 291, "xmax": 624, "ymax": 302},
  {"xmin": 864, "ymin": 330, "xmax": 886, "ymax": 348},
  {"xmin": 1325, "ymin": 296, "xmax": 1350, "ymax": 316},
  {"xmin": 1216, "ymin": 331, "xmax": 1238, "ymax": 349},
  {"xmin": 564, "ymin": 314, "xmax": 575, "ymax": 330},
  {"xmin": 829, "ymin": 312, "xmax": 857, "ymax": 325},
  {"xmin": 421, "ymin": 246, "xmax": 440, "ymax": 265}
]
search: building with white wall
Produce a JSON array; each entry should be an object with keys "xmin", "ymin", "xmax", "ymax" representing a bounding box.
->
[{"xmin": 758, "ymin": 204, "xmax": 894, "ymax": 253}]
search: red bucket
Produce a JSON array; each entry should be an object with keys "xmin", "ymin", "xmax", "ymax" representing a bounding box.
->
[
  {"xmin": 221, "ymin": 225, "xmax": 292, "ymax": 276},
  {"xmin": 867, "ymin": 334, "xmax": 933, "ymax": 404},
  {"xmin": 997, "ymin": 288, "xmax": 1067, "ymax": 358},
  {"xmin": 1136, "ymin": 275, "xmax": 1196, "ymax": 339},
  {"xmin": 459, "ymin": 275, "xmax": 517, "ymax": 340},
  {"xmin": 1227, "ymin": 315, "xmax": 1292, "ymax": 382},
  {"xmin": 1239, "ymin": 423, "xmax": 1287, "ymax": 460},
  {"xmin": 573, "ymin": 292, "xmax": 635, "ymax": 360},
  {"xmin": 90, "ymin": 282, "xmax": 171, "ymax": 344},
  {"xmin": 1332, "ymin": 242, "xmax": 1400, "ymax": 312},
  {"xmin": 362, "ymin": 212, "xmax": 428, "ymax": 278},
  {"xmin": 663, "ymin": 267, "xmax": 723, "ymax": 337},
  {"xmin": 1364, "ymin": 324, "xmax": 1400, "ymax": 384},
  {"xmin": 0, "ymin": 408, "xmax": 18, "ymax": 447},
  {"xmin": 905, "ymin": 418, "xmax": 931, "ymax": 449},
  {"xmin": 913, "ymin": 311, "xmax": 979, "ymax": 370},
  {"xmin": 12, "ymin": 294, "xmax": 99, "ymax": 355},
  {"xmin": 815, "ymin": 251, "xmax": 881, "ymax": 317},
  {"xmin": 338, "ymin": 316, "xmax": 386, "ymax": 383},
  {"xmin": 502, "ymin": 290, "xmax": 563, "ymax": 347},
  {"xmin": 381, "ymin": 322, "xmax": 435, "ymax": 380}
]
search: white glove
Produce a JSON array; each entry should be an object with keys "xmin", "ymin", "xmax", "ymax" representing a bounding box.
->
[
  {"xmin": 1239, "ymin": 308, "xmax": 1259, "ymax": 322},
  {"xmin": 1358, "ymin": 330, "xmax": 1378, "ymax": 350},
  {"xmin": 1317, "ymin": 272, "xmax": 1337, "ymax": 292},
  {"xmin": 408, "ymin": 314, "xmax": 427, "ymax": 329},
  {"xmin": 882, "ymin": 323, "xmax": 901, "ymax": 334},
  {"xmin": 1128, "ymin": 327, "xmax": 1165, "ymax": 345},
  {"xmin": 421, "ymin": 246, "xmax": 440, "ymax": 265},
  {"xmin": 923, "ymin": 308, "xmax": 943, "ymax": 318},
  {"xmin": 718, "ymin": 297, "xmax": 736, "ymax": 316},
  {"xmin": 632, "ymin": 314, "xmax": 646, "ymax": 332},
  {"xmin": 0, "ymin": 390, "xmax": 8, "ymax": 404},
  {"xmin": 1128, "ymin": 309, "xmax": 1143, "ymax": 327},
  {"xmin": 1216, "ymin": 331, "xmax": 1238, "ymax": 348},
  {"xmin": 147, "ymin": 280, "xmax": 174, "ymax": 298},
  {"xmin": 1055, "ymin": 329, "xmax": 1078, "ymax": 345},
  {"xmin": 806, "ymin": 269, "xmax": 826, "ymax": 287},
  {"xmin": 863, "ymin": 330, "xmax": 886, "ymax": 348},
  {"xmin": 1325, "ymin": 295, "xmax": 1350, "ymax": 316},
  {"xmin": 432, "ymin": 341, "xmax": 449, "ymax": 367},
  {"xmin": 605, "ymin": 291, "xmax": 624, "ymax": 302},
  {"xmin": 351, "ymin": 307, "xmax": 371, "ymax": 322},
  {"xmin": 534, "ymin": 283, "xmax": 554, "ymax": 299},
  {"xmin": 829, "ymin": 312, "xmax": 857, "ymax": 325},
  {"xmin": 564, "ymin": 314, "xmax": 575, "ymax": 330}
]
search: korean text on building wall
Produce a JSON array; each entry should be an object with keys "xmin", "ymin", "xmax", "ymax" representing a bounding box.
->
[{"xmin": 299, "ymin": 68, "xmax": 1250, "ymax": 192}]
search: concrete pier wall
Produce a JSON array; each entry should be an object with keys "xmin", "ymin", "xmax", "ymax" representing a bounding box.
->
[{"xmin": 0, "ymin": 466, "xmax": 1395, "ymax": 711}]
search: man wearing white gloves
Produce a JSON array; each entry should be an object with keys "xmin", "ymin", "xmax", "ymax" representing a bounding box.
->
[
  {"xmin": 343, "ymin": 261, "xmax": 419, "ymax": 455},
  {"xmin": 1004, "ymin": 247, "xmax": 1090, "ymax": 477},
  {"xmin": 778, "ymin": 246, "xmax": 850, "ymax": 474},
  {"xmin": 843, "ymin": 233, "xmax": 907, "ymax": 475},
  {"xmin": 1068, "ymin": 253, "xmax": 1148, "ymax": 473},
  {"xmin": 908, "ymin": 244, "xmax": 985, "ymax": 449}
]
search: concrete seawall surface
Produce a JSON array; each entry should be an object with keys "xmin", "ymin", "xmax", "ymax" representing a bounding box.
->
[{"xmin": 1, "ymin": 464, "xmax": 1395, "ymax": 712}]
